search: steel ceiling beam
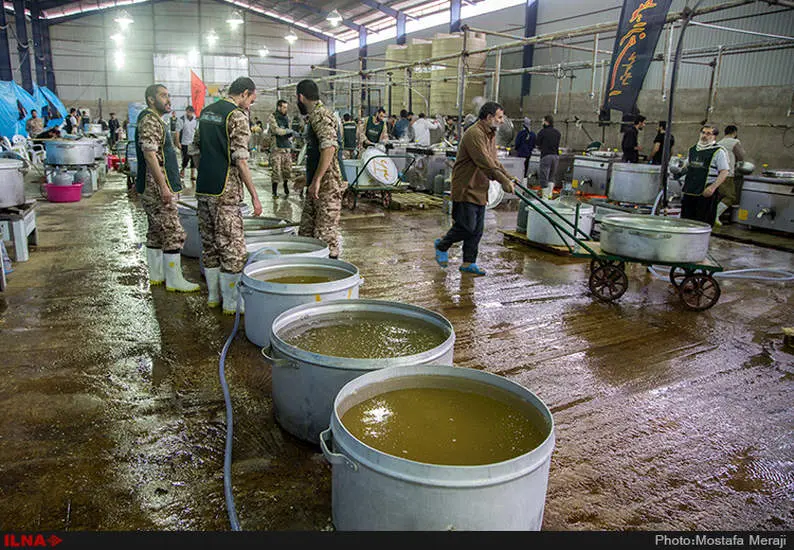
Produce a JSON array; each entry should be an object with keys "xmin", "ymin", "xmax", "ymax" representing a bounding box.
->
[
  {"xmin": 359, "ymin": 0, "xmax": 411, "ymax": 44},
  {"xmin": 289, "ymin": 1, "xmax": 364, "ymax": 33}
]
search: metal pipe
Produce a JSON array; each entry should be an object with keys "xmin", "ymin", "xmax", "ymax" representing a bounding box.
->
[
  {"xmin": 709, "ymin": 45, "xmax": 724, "ymax": 114},
  {"xmin": 704, "ymin": 56, "xmax": 717, "ymax": 122},
  {"xmin": 598, "ymin": 59, "xmax": 606, "ymax": 113},
  {"xmin": 311, "ymin": 65, "xmax": 359, "ymax": 74},
  {"xmin": 689, "ymin": 20, "xmax": 794, "ymax": 41},
  {"xmin": 663, "ymin": 22, "xmax": 675, "ymax": 101},
  {"xmin": 457, "ymin": 32, "xmax": 467, "ymax": 140},
  {"xmin": 589, "ymin": 34, "xmax": 598, "ymax": 99},
  {"xmin": 263, "ymin": 0, "xmax": 756, "ymax": 93},
  {"xmin": 553, "ymin": 65, "xmax": 562, "ymax": 115},
  {"xmin": 387, "ymin": 72, "xmax": 392, "ymax": 115},
  {"xmin": 493, "ymin": 50, "xmax": 502, "ymax": 102}
]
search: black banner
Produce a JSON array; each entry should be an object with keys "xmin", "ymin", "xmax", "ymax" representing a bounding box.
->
[{"xmin": 604, "ymin": 0, "xmax": 673, "ymax": 113}]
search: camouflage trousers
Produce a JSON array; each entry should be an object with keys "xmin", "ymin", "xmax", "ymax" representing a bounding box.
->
[
  {"xmin": 140, "ymin": 179, "xmax": 186, "ymax": 251},
  {"xmin": 197, "ymin": 183, "xmax": 245, "ymax": 273},
  {"xmin": 298, "ymin": 177, "xmax": 346, "ymax": 257},
  {"xmin": 270, "ymin": 149, "xmax": 292, "ymax": 195}
]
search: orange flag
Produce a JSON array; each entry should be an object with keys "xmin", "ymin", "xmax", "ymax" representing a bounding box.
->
[{"xmin": 191, "ymin": 70, "xmax": 207, "ymax": 116}]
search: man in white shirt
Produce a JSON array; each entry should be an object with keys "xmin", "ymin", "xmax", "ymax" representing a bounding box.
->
[
  {"xmin": 411, "ymin": 113, "xmax": 442, "ymax": 147},
  {"xmin": 715, "ymin": 124, "xmax": 746, "ymax": 225},
  {"xmin": 178, "ymin": 106, "xmax": 199, "ymax": 182}
]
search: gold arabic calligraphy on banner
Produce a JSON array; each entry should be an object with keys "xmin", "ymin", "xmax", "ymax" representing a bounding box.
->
[{"xmin": 608, "ymin": 0, "xmax": 658, "ymax": 100}]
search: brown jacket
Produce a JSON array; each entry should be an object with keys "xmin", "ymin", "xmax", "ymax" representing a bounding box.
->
[{"xmin": 450, "ymin": 119, "xmax": 513, "ymax": 206}]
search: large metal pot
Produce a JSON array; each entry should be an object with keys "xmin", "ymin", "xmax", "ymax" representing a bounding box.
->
[
  {"xmin": 45, "ymin": 140, "xmax": 96, "ymax": 166},
  {"xmin": 93, "ymin": 140, "xmax": 105, "ymax": 159},
  {"xmin": 527, "ymin": 200, "xmax": 594, "ymax": 247},
  {"xmin": 608, "ymin": 163, "xmax": 662, "ymax": 204},
  {"xmin": 265, "ymin": 299, "xmax": 455, "ymax": 445},
  {"xmin": 599, "ymin": 214, "xmax": 712, "ymax": 263},
  {"xmin": 240, "ymin": 257, "xmax": 361, "ymax": 348},
  {"xmin": 323, "ymin": 364, "xmax": 555, "ymax": 531},
  {"xmin": 0, "ymin": 158, "xmax": 25, "ymax": 208},
  {"xmin": 177, "ymin": 198, "xmax": 253, "ymax": 258}
]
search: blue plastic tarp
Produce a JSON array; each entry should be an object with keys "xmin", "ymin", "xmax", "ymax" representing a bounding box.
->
[
  {"xmin": 0, "ymin": 81, "xmax": 38, "ymax": 139},
  {"xmin": 34, "ymin": 85, "xmax": 68, "ymax": 131}
]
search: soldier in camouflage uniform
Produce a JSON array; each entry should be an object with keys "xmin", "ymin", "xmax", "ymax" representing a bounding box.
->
[
  {"xmin": 296, "ymin": 79, "xmax": 345, "ymax": 259},
  {"xmin": 194, "ymin": 77, "xmax": 263, "ymax": 315},
  {"xmin": 266, "ymin": 99, "xmax": 295, "ymax": 198},
  {"xmin": 135, "ymin": 84, "xmax": 199, "ymax": 293}
]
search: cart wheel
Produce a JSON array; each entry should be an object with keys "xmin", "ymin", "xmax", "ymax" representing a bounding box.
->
[
  {"xmin": 381, "ymin": 191, "xmax": 392, "ymax": 209},
  {"xmin": 668, "ymin": 266, "xmax": 694, "ymax": 288},
  {"xmin": 679, "ymin": 274, "xmax": 721, "ymax": 311},
  {"xmin": 590, "ymin": 259, "xmax": 626, "ymax": 272},
  {"xmin": 588, "ymin": 265, "xmax": 629, "ymax": 302},
  {"xmin": 342, "ymin": 188, "xmax": 355, "ymax": 210}
]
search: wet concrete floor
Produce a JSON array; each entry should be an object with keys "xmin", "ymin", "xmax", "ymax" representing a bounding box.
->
[{"xmin": 1, "ymin": 166, "xmax": 793, "ymax": 531}]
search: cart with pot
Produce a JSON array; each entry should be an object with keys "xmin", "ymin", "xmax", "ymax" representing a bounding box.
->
[
  {"xmin": 514, "ymin": 182, "xmax": 724, "ymax": 311},
  {"xmin": 341, "ymin": 147, "xmax": 416, "ymax": 210}
]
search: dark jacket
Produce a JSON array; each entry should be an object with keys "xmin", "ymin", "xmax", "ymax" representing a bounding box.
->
[
  {"xmin": 536, "ymin": 125, "xmax": 561, "ymax": 157},
  {"xmin": 622, "ymin": 125, "xmax": 640, "ymax": 162},
  {"xmin": 514, "ymin": 128, "xmax": 536, "ymax": 158}
]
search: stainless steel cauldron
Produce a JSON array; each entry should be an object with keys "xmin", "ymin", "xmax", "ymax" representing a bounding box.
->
[
  {"xmin": 599, "ymin": 214, "xmax": 712, "ymax": 263},
  {"xmin": 0, "ymin": 158, "xmax": 25, "ymax": 208},
  {"xmin": 608, "ymin": 163, "xmax": 662, "ymax": 204},
  {"xmin": 45, "ymin": 140, "xmax": 96, "ymax": 166}
]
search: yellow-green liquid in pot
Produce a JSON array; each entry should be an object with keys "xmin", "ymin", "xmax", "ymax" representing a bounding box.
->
[
  {"xmin": 340, "ymin": 387, "xmax": 547, "ymax": 465},
  {"xmin": 281, "ymin": 314, "xmax": 448, "ymax": 358}
]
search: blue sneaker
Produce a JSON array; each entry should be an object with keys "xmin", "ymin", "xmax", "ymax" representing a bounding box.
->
[
  {"xmin": 434, "ymin": 239, "xmax": 448, "ymax": 268},
  {"xmin": 459, "ymin": 263, "xmax": 486, "ymax": 276}
]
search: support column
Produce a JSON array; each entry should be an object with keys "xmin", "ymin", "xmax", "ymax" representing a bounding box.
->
[
  {"xmin": 520, "ymin": 0, "xmax": 538, "ymax": 112},
  {"xmin": 396, "ymin": 13, "xmax": 406, "ymax": 45},
  {"xmin": 328, "ymin": 39, "xmax": 336, "ymax": 93},
  {"xmin": 30, "ymin": 0, "xmax": 46, "ymax": 87},
  {"xmin": 450, "ymin": 0, "xmax": 462, "ymax": 34},
  {"xmin": 12, "ymin": 0, "xmax": 34, "ymax": 92},
  {"xmin": 359, "ymin": 28, "xmax": 367, "ymax": 111},
  {"xmin": 0, "ymin": 8, "xmax": 13, "ymax": 81},
  {"xmin": 42, "ymin": 22, "xmax": 56, "ymax": 92}
]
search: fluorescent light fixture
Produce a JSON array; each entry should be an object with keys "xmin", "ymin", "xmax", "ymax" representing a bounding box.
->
[
  {"xmin": 227, "ymin": 10, "xmax": 244, "ymax": 28},
  {"xmin": 187, "ymin": 48, "xmax": 199, "ymax": 65},
  {"xmin": 110, "ymin": 32, "xmax": 125, "ymax": 45},
  {"xmin": 285, "ymin": 29, "xmax": 298, "ymax": 44},
  {"xmin": 258, "ymin": 46, "xmax": 269, "ymax": 57},
  {"xmin": 207, "ymin": 28, "xmax": 219, "ymax": 47},
  {"xmin": 114, "ymin": 9, "xmax": 133, "ymax": 29},
  {"xmin": 326, "ymin": 9, "xmax": 343, "ymax": 27},
  {"xmin": 114, "ymin": 50, "xmax": 125, "ymax": 69}
]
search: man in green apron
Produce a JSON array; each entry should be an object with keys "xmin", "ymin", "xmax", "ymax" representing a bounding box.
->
[
  {"xmin": 341, "ymin": 113, "xmax": 358, "ymax": 160},
  {"xmin": 295, "ymin": 79, "xmax": 345, "ymax": 259},
  {"xmin": 194, "ymin": 77, "xmax": 263, "ymax": 314},
  {"xmin": 136, "ymin": 84, "xmax": 199, "ymax": 293},
  {"xmin": 266, "ymin": 99, "xmax": 295, "ymax": 198},
  {"xmin": 357, "ymin": 107, "xmax": 387, "ymax": 155},
  {"xmin": 681, "ymin": 125, "xmax": 730, "ymax": 226}
]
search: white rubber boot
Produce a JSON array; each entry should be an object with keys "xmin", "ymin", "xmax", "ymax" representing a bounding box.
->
[
  {"xmin": 204, "ymin": 267, "xmax": 221, "ymax": 307},
  {"xmin": 220, "ymin": 272, "xmax": 244, "ymax": 315},
  {"xmin": 714, "ymin": 201, "xmax": 728, "ymax": 227},
  {"xmin": 544, "ymin": 183, "xmax": 555, "ymax": 199},
  {"xmin": 146, "ymin": 247, "xmax": 164, "ymax": 285},
  {"xmin": 163, "ymin": 252, "xmax": 200, "ymax": 293}
]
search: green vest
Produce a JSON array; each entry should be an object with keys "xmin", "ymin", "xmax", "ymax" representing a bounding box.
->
[
  {"xmin": 683, "ymin": 144, "xmax": 721, "ymax": 196},
  {"xmin": 274, "ymin": 112, "xmax": 292, "ymax": 149},
  {"xmin": 343, "ymin": 122, "xmax": 357, "ymax": 150},
  {"xmin": 196, "ymin": 98, "xmax": 239, "ymax": 196},
  {"xmin": 135, "ymin": 108, "xmax": 181, "ymax": 194},
  {"xmin": 365, "ymin": 116, "xmax": 384, "ymax": 144}
]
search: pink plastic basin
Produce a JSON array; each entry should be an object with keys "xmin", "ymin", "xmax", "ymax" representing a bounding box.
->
[{"xmin": 46, "ymin": 183, "xmax": 83, "ymax": 203}]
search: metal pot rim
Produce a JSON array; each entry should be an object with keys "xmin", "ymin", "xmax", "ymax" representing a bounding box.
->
[
  {"xmin": 328, "ymin": 364, "xmax": 555, "ymax": 484},
  {"xmin": 0, "ymin": 158, "xmax": 24, "ymax": 169},
  {"xmin": 611, "ymin": 163, "xmax": 662, "ymax": 174},
  {"xmin": 269, "ymin": 299, "xmax": 455, "ymax": 371},
  {"xmin": 601, "ymin": 213, "xmax": 712, "ymax": 234},
  {"xmin": 242, "ymin": 257, "xmax": 359, "ymax": 295}
]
